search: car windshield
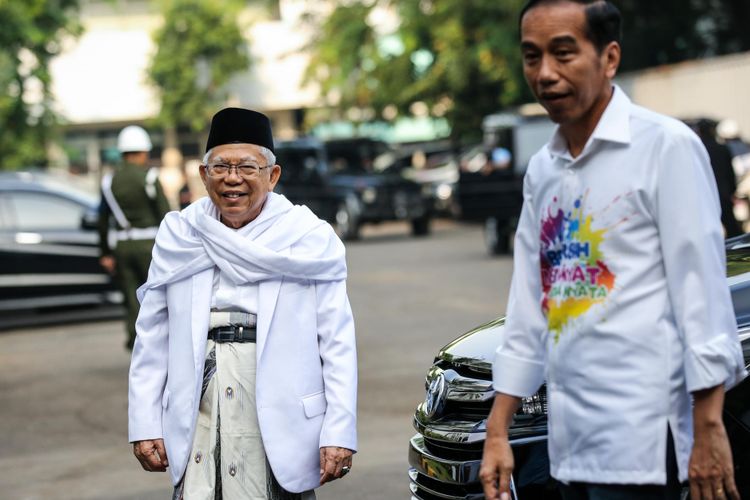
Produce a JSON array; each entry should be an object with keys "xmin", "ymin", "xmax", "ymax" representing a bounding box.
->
[
  {"xmin": 325, "ymin": 141, "xmax": 388, "ymax": 175},
  {"xmin": 275, "ymin": 147, "xmax": 322, "ymax": 182},
  {"xmin": 327, "ymin": 152, "xmax": 369, "ymax": 175}
]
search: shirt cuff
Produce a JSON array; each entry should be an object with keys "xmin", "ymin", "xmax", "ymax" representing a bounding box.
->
[
  {"xmin": 684, "ymin": 333, "xmax": 748, "ymax": 393},
  {"xmin": 492, "ymin": 350, "xmax": 546, "ymax": 398},
  {"xmin": 128, "ymin": 423, "xmax": 163, "ymax": 444},
  {"xmin": 319, "ymin": 432, "xmax": 357, "ymax": 453}
]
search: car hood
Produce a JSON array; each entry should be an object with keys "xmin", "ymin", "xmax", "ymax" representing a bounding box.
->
[{"xmin": 436, "ymin": 317, "xmax": 506, "ymax": 376}]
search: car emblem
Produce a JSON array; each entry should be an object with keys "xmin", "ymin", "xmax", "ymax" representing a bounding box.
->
[{"xmin": 423, "ymin": 371, "xmax": 447, "ymax": 419}]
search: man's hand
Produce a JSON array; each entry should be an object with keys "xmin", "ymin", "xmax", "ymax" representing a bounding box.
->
[
  {"xmin": 480, "ymin": 434, "xmax": 515, "ymax": 500},
  {"xmin": 133, "ymin": 439, "xmax": 169, "ymax": 472},
  {"xmin": 689, "ymin": 386, "xmax": 739, "ymax": 500},
  {"xmin": 100, "ymin": 255, "xmax": 116, "ymax": 275},
  {"xmin": 319, "ymin": 446, "xmax": 353, "ymax": 485},
  {"xmin": 480, "ymin": 393, "xmax": 521, "ymax": 500}
]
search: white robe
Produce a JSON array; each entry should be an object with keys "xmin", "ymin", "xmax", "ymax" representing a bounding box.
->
[{"xmin": 128, "ymin": 193, "xmax": 357, "ymax": 493}]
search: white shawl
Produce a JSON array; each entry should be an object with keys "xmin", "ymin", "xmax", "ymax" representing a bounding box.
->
[{"xmin": 137, "ymin": 193, "xmax": 346, "ymax": 302}]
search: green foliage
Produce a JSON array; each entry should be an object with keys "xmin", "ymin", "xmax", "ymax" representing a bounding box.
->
[
  {"xmin": 306, "ymin": 0, "xmax": 750, "ymax": 142},
  {"xmin": 305, "ymin": 0, "xmax": 525, "ymax": 142},
  {"xmin": 148, "ymin": 0, "xmax": 250, "ymax": 132},
  {"xmin": 305, "ymin": 3, "xmax": 378, "ymax": 109},
  {"xmin": 617, "ymin": 0, "xmax": 750, "ymax": 71},
  {"xmin": 0, "ymin": 0, "xmax": 82, "ymax": 169}
]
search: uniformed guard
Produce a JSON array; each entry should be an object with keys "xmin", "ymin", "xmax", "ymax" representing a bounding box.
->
[{"xmin": 98, "ymin": 125, "xmax": 171, "ymax": 350}]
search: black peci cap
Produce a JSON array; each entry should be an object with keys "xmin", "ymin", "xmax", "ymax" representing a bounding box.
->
[{"xmin": 205, "ymin": 108, "xmax": 275, "ymax": 153}]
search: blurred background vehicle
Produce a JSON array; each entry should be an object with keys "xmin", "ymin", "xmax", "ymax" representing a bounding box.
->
[
  {"xmin": 372, "ymin": 142, "xmax": 459, "ymax": 218},
  {"xmin": 276, "ymin": 137, "xmax": 433, "ymax": 240},
  {"xmin": 0, "ymin": 171, "xmax": 121, "ymax": 328},
  {"xmin": 408, "ymin": 234, "xmax": 750, "ymax": 500},
  {"xmin": 275, "ymin": 138, "xmax": 364, "ymax": 241},
  {"xmin": 456, "ymin": 111, "xmax": 556, "ymax": 255},
  {"xmin": 326, "ymin": 137, "xmax": 433, "ymax": 237}
]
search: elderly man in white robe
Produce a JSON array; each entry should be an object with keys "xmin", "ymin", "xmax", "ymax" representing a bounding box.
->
[{"xmin": 128, "ymin": 108, "xmax": 357, "ymax": 500}]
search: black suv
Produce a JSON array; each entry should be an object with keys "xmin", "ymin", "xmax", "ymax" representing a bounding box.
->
[
  {"xmin": 409, "ymin": 235, "xmax": 750, "ymax": 499},
  {"xmin": 275, "ymin": 138, "xmax": 432, "ymax": 240}
]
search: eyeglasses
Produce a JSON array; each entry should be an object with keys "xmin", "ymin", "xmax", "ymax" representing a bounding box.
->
[{"xmin": 205, "ymin": 163, "xmax": 271, "ymax": 178}]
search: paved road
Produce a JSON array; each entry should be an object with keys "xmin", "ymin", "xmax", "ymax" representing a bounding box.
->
[{"xmin": 0, "ymin": 220, "xmax": 513, "ymax": 500}]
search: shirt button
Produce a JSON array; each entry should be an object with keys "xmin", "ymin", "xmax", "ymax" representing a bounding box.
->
[
  {"xmin": 195, "ymin": 451, "xmax": 202, "ymax": 463},
  {"xmin": 225, "ymin": 387, "xmax": 234, "ymax": 400},
  {"xmin": 229, "ymin": 463, "xmax": 237, "ymax": 477}
]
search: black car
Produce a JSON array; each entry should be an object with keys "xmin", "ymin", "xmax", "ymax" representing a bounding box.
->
[
  {"xmin": 325, "ymin": 138, "xmax": 433, "ymax": 236},
  {"xmin": 409, "ymin": 234, "xmax": 750, "ymax": 499},
  {"xmin": 275, "ymin": 139, "xmax": 365, "ymax": 240},
  {"xmin": 0, "ymin": 171, "xmax": 120, "ymax": 326},
  {"xmin": 372, "ymin": 143, "xmax": 459, "ymax": 217},
  {"xmin": 275, "ymin": 138, "xmax": 432, "ymax": 240}
]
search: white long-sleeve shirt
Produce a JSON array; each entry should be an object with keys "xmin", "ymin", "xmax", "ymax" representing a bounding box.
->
[{"xmin": 493, "ymin": 86, "xmax": 747, "ymax": 485}]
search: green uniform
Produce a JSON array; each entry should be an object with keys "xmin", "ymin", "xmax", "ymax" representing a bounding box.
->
[{"xmin": 98, "ymin": 162, "xmax": 171, "ymax": 349}]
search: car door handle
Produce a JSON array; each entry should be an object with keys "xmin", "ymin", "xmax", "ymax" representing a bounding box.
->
[{"xmin": 15, "ymin": 232, "xmax": 43, "ymax": 244}]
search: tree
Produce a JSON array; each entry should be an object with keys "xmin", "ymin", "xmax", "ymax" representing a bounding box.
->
[
  {"xmin": 617, "ymin": 0, "xmax": 750, "ymax": 72},
  {"xmin": 306, "ymin": 0, "xmax": 750, "ymax": 142},
  {"xmin": 148, "ymin": 0, "xmax": 250, "ymax": 136},
  {"xmin": 305, "ymin": 0, "xmax": 525, "ymax": 142},
  {"xmin": 304, "ymin": 3, "xmax": 378, "ymax": 112},
  {"xmin": 0, "ymin": 0, "xmax": 82, "ymax": 169}
]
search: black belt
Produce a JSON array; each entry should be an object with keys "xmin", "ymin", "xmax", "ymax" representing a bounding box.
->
[{"xmin": 207, "ymin": 325, "xmax": 257, "ymax": 343}]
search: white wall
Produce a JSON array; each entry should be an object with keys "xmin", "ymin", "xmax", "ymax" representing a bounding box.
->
[
  {"xmin": 617, "ymin": 51, "xmax": 750, "ymax": 141},
  {"xmin": 49, "ymin": 0, "xmax": 320, "ymax": 126},
  {"xmin": 50, "ymin": 13, "xmax": 161, "ymax": 124}
]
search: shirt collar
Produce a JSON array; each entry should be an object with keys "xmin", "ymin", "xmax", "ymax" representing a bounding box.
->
[{"xmin": 547, "ymin": 84, "xmax": 632, "ymax": 162}]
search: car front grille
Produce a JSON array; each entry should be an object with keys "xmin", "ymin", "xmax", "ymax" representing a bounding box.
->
[{"xmin": 409, "ymin": 359, "xmax": 549, "ymax": 499}]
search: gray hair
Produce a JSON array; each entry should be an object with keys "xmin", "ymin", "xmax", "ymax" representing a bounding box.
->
[{"xmin": 203, "ymin": 145, "xmax": 276, "ymax": 166}]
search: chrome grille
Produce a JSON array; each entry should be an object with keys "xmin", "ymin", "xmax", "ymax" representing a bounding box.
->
[
  {"xmin": 410, "ymin": 359, "xmax": 549, "ymax": 498},
  {"xmin": 415, "ymin": 361, "xmax": 548, "ymax": 445}
]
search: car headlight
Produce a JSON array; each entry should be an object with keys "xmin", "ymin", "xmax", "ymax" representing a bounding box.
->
[
  {"xmin": 436, "ymin": 183, "xmax": 452, "ymax": 200},
  {"xmin": 519, "ymin": 388, "xmax": 547, "ymax": 416},
  {"xmin": 361, "ymin": 187, "xmax": 377, "ymax": 204}
]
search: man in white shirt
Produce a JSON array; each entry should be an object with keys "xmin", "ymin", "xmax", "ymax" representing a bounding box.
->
[
  {"xmin": 479, "ymin": 2, "xmax": 746, "ymax": 500},
  {"xmin": 128, "ymin": 108, "xmax": 357, "ymax": 499}
]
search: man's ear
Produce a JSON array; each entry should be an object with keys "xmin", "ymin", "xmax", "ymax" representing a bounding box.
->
[
  {"xmin": 199, "ymin": 164, "xmax": 209, "ymax": 187},
  {"xmin": 603, "ymin": 41, "xmax": 621, "ymax": 79},
  {"xmin": 269, "ymin": 164, "xmax": 282, "ymax": 191}
]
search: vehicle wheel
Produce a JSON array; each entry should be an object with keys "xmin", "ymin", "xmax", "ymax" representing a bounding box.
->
[
  {"xmin": 411, "ymin": 215, "xmax": 431, "ymax": 236},
  {"xmin": 484, "ymin": 216, "xmax": 510, "ymax": 255},
  {"xmin": 335, "ymin": 202, "xmax": 360, "ymax": 241}
]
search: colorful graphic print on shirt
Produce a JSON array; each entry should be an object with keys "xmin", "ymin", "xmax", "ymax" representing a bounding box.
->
[{"xmin": 540, "ymin": 192, "xmax": 629, "ymax": 341}]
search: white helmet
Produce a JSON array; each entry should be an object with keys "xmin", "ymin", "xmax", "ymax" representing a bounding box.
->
[{"xmin": 117, "ymin": 125, "xmax": 153, "ymax": 153}]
